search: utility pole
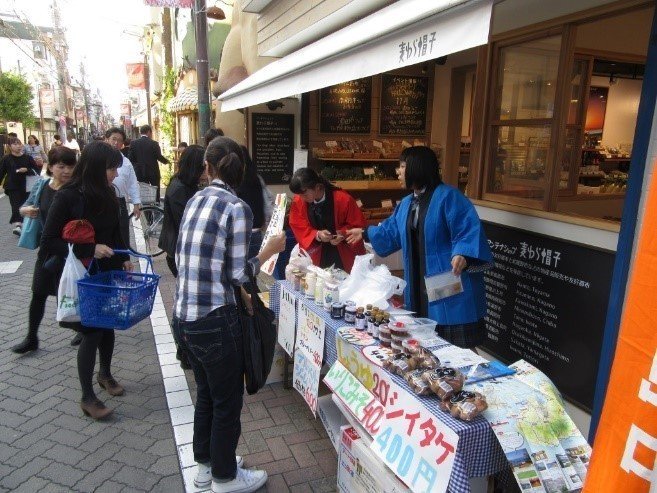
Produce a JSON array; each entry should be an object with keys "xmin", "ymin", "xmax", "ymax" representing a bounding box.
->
[
  {"xmin": 80, "ymin": 62, "xmax": 91, "ymax": 139},
  {"xmin": 194, "ymin": 0, "xmax": 210, "ymax": 138},
  {"xmin": 51, "ymin": 0, "xmax": 71, "ymax": 138},
  {"xmin": 162, "ymin": 8, "xmax": 173, "ymax": 69}
]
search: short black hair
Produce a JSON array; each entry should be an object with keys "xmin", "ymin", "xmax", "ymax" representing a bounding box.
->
[
  {"xmin": 400, "ymin": 146, "xmax": 442, "ymax": 190},
  {"xmin": 105, "ymin": 127, "xmax": 126, "ymax": 141},
  {"xmin": 178, "ymin": 142, "xmax": 188, "ymax": 148},
  {"xmin": 140, "ymin": 124, "xmax": 151, "ymax": 135},
  {"xmin": 176, "ymin": 144, "xmax": 206, "ymax": 187},
  {"xmin": 289, "ymin": 167, "xmax": 333, "ymax": 195},
  {"xmin": 203, "ymin": 128, "xmax": 223, "ymax": 147},
  {"xmin": 47, "ymin": 146, "xmax": 77, "ymax": 176},
  {"xmin": 53, "ymin": 134, "xmax": 61, "ymax": 140}
]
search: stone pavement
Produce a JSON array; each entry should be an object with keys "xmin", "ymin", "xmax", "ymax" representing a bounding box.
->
[{"xmin": 0, "ymin": 193, "xmax": 337, "ymax": 492}]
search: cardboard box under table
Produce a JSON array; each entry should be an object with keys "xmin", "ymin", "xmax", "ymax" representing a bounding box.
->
[{"xmin": 270, "ymin": 281, "xmax": 507, "ymax": 493}]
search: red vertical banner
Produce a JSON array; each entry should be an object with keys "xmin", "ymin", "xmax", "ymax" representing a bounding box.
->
[
  {"xmin": 584, "ymin": 158, "xmax": 657, "ymax": 492},
  {"xmin": 126, "ymin": 63, "xmax": 146, "ymax": 90}
]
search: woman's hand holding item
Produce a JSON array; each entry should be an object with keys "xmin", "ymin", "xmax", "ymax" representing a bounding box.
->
[
  {"xmin": 122, "ymin": 261, "xmax": 134, "ymax": 272},
  {"xmin": 21, "ymin": 206, "xmax": 39, "ymax": 218},
  {"xmin": 345, "ymin": 228, "xmax": 364, "ymax": 245},
  {"xmin": 94, "ymin": 244, "xmax": 114, "ymax": 259},
  {"xmin": 316, "ymin": 230, "xmax": 332, "ymax": 243},
  {"xmin": 240, "ymin": 287, "xmax": 254, "ymax": 315},
  {"xmin": 258, "ymin": 232, "xmax": 286, "ymax": 264},
  {"xmin": 329, "ymin": 234, "xmax": 344, "ymax": 246},
  {"xmin": 451, "ymin": 255, "xmax": 467, "ymax": 275}
]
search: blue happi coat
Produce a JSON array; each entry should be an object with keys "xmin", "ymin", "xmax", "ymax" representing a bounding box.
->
[{"xmin": 368, "ymin": 184, "xmax": 492, "ymax": 325}]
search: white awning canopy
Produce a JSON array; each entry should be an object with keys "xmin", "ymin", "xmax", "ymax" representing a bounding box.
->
[{"xmin": 219, "ymin": 0, "xmax": 493, "ymax": 111}]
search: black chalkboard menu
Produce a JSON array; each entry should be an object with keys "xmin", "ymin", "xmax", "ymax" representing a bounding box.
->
[
  {"xmin": 379, "ymin": 74, "xmax": 429, "ymax": 135},
  {"xmin": 251, "ymin": 113, "xmax": 294, "ymax": 184},
  {"xmin": 481, "ymin": 222, "xmax": 615, "ymax": 411},
  {"xmin": 319, "ymin": 78, "xmax": 372, "ymax": 134}
]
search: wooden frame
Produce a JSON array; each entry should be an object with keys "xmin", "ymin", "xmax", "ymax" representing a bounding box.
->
[{"xmin": 444, "ymin": 64, "xmax": 476, "ymax": 187}]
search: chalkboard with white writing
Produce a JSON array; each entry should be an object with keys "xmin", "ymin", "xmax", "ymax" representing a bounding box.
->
[
  {"xmin": 481, "ymin": 222, "xmax": 614, "ymax": 411},
  {"xmin": 379, "ymin": 74, "xmax": 428, "ymax": 136},
  {"xmin": 251, "ymin": 113, "xmax": 294, "ymax": 184},
  {"xmin": 319, "ymin": 78, "xmax": 372, "ymax": 134}
]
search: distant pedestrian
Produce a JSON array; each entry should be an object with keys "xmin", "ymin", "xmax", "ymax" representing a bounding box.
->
[
  {"xmin": 41, "ymin": 141, "xmax": 131, "ymax": 420},
  {"xmin": 51, "ymin": 134, "xmax": 63, "ymax": 150},
  {"xmin": 129, "ymin": 124, "xmax": 169, "ymax": 202},
  {"xmin": 172, "ymin": 136, "xmax": 285, "ymax": 493},
  {"xmin": 12, "ymin": 146, "xmax": 77, "ymax": 354},
  {"xmin": 203, "ymin": 128, "xmax": 223, "ymax": 147},
  {"xmin": 24, "ymin": 135, "xmax": 48, "ymax": 171},
  {"xmin": 63, "ymin": 130, "xmax": 80, "ymax": 157},
  {"xmin": 0, "ymin": 137, "xmax": 41, "ymax": 235},
  {"xmin": 237, "ymin": 145, "xmax": 274, "ymax": 260}
]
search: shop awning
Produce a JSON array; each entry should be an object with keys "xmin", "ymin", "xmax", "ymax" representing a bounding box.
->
[
  {"xmin": 219, "ymin": 0, "xmax": 493, "ymax": 111},
  {"xmin": 168, "ymin": 87, "xmax": 199, "ymax": 113}
]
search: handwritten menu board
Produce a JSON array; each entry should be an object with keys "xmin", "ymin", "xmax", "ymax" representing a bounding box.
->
[
  {"xmin": 251, "ymin": 113, "xmax": 294, "ymax": 184},
  {"xmin": 319, "ymin": 78, "xmax": 372, "ymax": 134},
  {"xmin": 379, "ymin": 74, "xmax": 429, "ymax": 136}
]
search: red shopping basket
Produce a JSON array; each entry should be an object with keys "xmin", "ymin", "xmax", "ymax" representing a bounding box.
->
[{"xmin": 77, "ymin": 250, "xmax": 160, "ymax": 330}]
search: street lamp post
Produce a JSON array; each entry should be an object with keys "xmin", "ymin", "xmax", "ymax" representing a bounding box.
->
[{"xmin": 194, "ymin": 0, "xmax": 211, "ymax": 138}]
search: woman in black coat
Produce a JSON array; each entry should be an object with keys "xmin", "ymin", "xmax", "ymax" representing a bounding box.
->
[
  {"xmin": 41, "ymin": 141, "xmax": 131, "ymax": 420},
  {"xmin": 159, "ymin": 144, "xmax": 206, "ymax": 277},
  {"xmin": 12, "ymin": 147, "xmax": 77, "ymax": 354},
  {"xmin": 0, "ymin": 137, "xmax": 41, "ymax": 234}
]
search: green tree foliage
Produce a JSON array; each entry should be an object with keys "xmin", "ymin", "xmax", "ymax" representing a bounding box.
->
[
  {"xmin": 0, "ymin": 72, "xmax": 35, "ymax": 127},
  {"xmin": 157, "ymin": 67, "xmax": 177, "ymax": 186}
]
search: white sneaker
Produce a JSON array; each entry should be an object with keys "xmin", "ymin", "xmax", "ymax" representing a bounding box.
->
[
  {"xmin": 194, "ymin": 457, "xmax": 244, "ymax": 487},
  {"xmin": 211, "ymin": 467, "xmax": 267, "ymax": 493}
]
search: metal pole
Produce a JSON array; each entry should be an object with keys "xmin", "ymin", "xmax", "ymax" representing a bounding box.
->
[
  {"xmin": 194, "ymin": 0, "xmax": 211, "ymax": 139},
  {"xmin": 144, "ymin": 53, "xmax": 152, "ymax": 127},
  {"xmin": 37, "ymin": 85, "xmax": 46, "ymax": 147}
]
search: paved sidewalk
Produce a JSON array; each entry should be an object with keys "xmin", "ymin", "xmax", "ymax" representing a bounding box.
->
[{"xmin": 0, "ymin": 193, "xmax": 337, "ymax": 492}]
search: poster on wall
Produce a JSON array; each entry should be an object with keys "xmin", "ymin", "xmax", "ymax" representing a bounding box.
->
[
  {"xmin": 379, "ymin": 74, "xmax": 429, "ymax": 135},
  {"xmin": 481, "ymin": 222, "xmax": 615, "ymax": 410},
  {"xmin": 293, "ymin": 303, "xmax": 325, "ymax": 415},
  {"xmin": 251, "ymin": 113, "xmax": 294, "ymax": 184},
  {"xmin": 319, "ymin": 78, "xmax": 372, "ymax": 134}
]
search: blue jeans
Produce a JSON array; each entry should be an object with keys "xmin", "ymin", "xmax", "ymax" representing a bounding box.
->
[{"xmin": 171, "ymin": 304, "xmax": 244, "ymax": 480}]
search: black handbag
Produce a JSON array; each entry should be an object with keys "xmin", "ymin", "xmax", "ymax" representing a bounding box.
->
[{"xmin": 236, "ymin": 275, "xmax": 277, "ymax": 395}]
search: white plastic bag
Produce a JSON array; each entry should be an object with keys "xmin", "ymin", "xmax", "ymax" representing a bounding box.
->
[
  {"xmin": 339, "ymin": 254, "xmax": 406, "ymax": 309},
  {"xmin": 288, "ymin": 244, "xmax": 313, "ymax": 271},
  {"xmin": 56, "ymin": 244, "xmax": 87, "ymax": 322}
]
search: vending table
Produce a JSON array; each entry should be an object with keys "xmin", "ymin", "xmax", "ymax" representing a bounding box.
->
[{"xmin": 270, "ymin": 281, "xmax": 507, "ymax": 493}]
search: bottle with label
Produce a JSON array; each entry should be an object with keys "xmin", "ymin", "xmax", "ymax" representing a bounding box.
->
[
  {"xmin": 314, "ymin": 278, "xmax": 324, "ymax": 305},
  {"xmin": 372, "ymin": 315, "xmax": 383, "ymax": 339},
  {"xmin": 355, "ymin": 307, "xmax": 366, "ymax": 331},
  {"xmin": 367, "ymin": 308, "xmax": 379, "ymax": 335},
  {"xmin": 305, "ymin": 272, "xmax": 316, "ymax": 299},
  {"xmin": 364, "ymin": 304, "xmax": 372, "ymax": 320}
]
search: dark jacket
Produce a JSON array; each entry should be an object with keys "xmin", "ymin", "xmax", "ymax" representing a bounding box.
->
[
  {"xmin": 128, "ymin": 135, "xmax": 169, "ymax": 183},
  {"xmin": 0, "ymin": 154, "xmax": 40, "ymax": 191},
  {"xmin": 159, "ymin": 176, "xmax": 197, "ymax": 258},
  {"xmin": 40, "ymin": 187, "xmax": 129, "ymax": 274}
]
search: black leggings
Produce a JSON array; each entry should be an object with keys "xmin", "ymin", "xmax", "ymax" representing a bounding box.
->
[
  {"xmin": 7, "ymin": 190, "xmax": 27, "ymax": 224},
  {"xmin": 77, "ymin": 330, "xmax": 115, "ymax": 402},
  {"xmin": 25, "ymin": 292, "xmax": 49, "ymax": 340}
]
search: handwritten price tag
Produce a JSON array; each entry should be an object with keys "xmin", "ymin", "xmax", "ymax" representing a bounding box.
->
[
  {"xmin": 293, "ymin": 303, "xmax": 326, "ymax": 414},
  {"xmin": 277, "ymin": 285, "xmax": 297, "ymax": 356}
]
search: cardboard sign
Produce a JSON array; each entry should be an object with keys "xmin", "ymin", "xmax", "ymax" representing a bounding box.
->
[
  {"xmin": 277, "ymin": 284, "xmax": 297, "ymax": 356},
  {"xmin": 293, "ymin": 303, "xmax": 326, "ymax": 414},
  {"xmin": 259, "ymin": 194, "xmax": 287, "ymax": 275}
]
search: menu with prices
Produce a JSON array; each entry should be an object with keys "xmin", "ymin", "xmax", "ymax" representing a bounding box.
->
[
  {"xmin": 481, "ymin": 222, "xmax": 614, "ymax": 410},
  {"xmin": 293, "ymin": 303, "xmax": 326, "ymax": 415},
  {"xmin": 251, "ymin": 113, "xmax": 294, "ymax": 184},
  {"xmin": 319, "ymin": 78, "xmax": 372, "ymax": 134},
  {"xmin": 379, "ymin": 74, "xmax": 429, "ymax": 136}
]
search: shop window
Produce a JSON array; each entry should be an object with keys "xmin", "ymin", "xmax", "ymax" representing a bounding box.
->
[{"xmin": 485, "ymin": 35, "xmax": 561, "ymax": 206}]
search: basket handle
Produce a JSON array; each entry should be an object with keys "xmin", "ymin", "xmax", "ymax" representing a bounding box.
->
[
  {"xmin": 85, "ymin": 249, "xmax": 155, "ymax": 275},
  {"xmin": 114, "ymin": 249, "xmax": 155, "ymax": 274}
]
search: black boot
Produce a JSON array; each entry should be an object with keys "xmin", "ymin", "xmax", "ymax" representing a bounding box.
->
[
  {"xmin": 70, "ymin": 332, "xmax": 83, "ymax": 346},
  {"xmin": 12, "ymin": 336, "xmax": 38, "ymax": 354}
]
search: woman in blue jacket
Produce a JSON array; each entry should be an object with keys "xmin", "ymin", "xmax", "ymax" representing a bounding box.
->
[{"xmin": 346, "ymin": 146, "xmax": 492, "ymax": 348}]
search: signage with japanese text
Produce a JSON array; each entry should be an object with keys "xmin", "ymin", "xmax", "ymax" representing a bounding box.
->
[
  {"xmin": 293, "ymin": 303, "xmax": 325, "ymax": 415},
  {"xmin": 481, "ymin": 222, "xmax": 614, "ymax": 410},
  {"xmin": 379, "ymin": 75, "xmax": 429, "ymax": 136},
  {"xmin": 319, "ymin": 77, "xmax": 372, "ymax": 134},
  {"xmin": 277, "ymin": 283, "xmax": 296, "ymax": 356}
]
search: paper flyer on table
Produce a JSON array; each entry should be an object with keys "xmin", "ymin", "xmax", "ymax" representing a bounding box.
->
[{"xmin": 259, "ymin": 193, "xmax": 287, "ymax": 275}]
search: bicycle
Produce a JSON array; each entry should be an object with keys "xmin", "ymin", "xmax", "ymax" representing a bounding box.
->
[{"xmin": 128, "ymin": 182, "xmax": 165, "ymax": 257}]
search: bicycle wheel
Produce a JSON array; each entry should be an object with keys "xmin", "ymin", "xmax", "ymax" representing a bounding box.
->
[{"xmin": 128, "ymin": 205, "xmax": 165, "ymax": 257}]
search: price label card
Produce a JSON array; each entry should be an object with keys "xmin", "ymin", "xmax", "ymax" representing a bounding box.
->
[
  {"xmin": 372, "ymin": 140, "xmax": 383, "ymax": 148},
  {"xmin": 356, "ymin": 199, "xmax": 363, "ymax": 208},
  {"xmin": 364, "ymin": 167, "xmax": 375, "ymax": 176},
  {"xmin": 277, "ymin": 285, "xmax": 297, "ymax": 356},
  {"xmin": 326, "ymin": 140, "xmax": 338, "ymax": 148},
  {"xmin": 381, "ymin": 199, "xmax": 393, "ymax": 208}
]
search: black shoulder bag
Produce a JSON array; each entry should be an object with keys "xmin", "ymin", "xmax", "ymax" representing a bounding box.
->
[{"xmin": 235, "ymin": 272, "xmax": 277, "ymax": 395}]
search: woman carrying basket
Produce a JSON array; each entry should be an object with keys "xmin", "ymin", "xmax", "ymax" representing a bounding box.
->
[{"xmin": 41, "ymin": 141, "xmax": 132, "ymax": 420}]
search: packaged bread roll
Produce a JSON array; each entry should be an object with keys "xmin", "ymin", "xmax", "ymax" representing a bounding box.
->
[
  {"xmin": 422, "ymin": 367, "xmax": 465, "ymax": 400},
  {"xmin": 404, "ymin": 369, "xmax": 432, "ymax": 395},
  {"xmin": 445, "ymin": 391, "xmax": 488, "ymax": 421}
]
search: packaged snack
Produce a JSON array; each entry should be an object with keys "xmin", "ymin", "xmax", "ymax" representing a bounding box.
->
[
  {"xmin": 422, "ymin": 367, "xmax": 465, "ymax": 400},
  {"xmin": 390, "ymin": 341, "xmax": 404, "ymax": 354},
  {"xmin": 404, "ymin": 339, "xmax": 440, "ymax": 371},
  {"xmin": 405, "ymin": 369, "xmax": 432, "ymax": 395},
  {"xmin": 444, "ymin": 391, "xmax": 488, "ymax": 421},
  {"xmin": 379, "ymin": 334, "xmax": 392, "ymax": 348},
  {"xmin": 384, "ymin": 353, "xmax": 411, "ymax": 376}
]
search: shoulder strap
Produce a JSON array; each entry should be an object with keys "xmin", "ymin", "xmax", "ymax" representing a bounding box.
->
[{"xmin": 33, "ymin": 178, "xmax": 50, "ymax": 204}]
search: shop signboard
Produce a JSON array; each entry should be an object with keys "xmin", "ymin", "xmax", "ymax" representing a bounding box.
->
[
  {"xmin": 319, "ymin": 77, "xmax": 372, "ymax": 134},
  {"xmin": 481, "ymin": 222, "xmax": 614, "ymax": 410},
  {"xmin": 293, "ymin": 303, "xmax": 325, "ymax": 415},
  {"xmin": 277, "ymin": 283, "xmax": 297, "ymax": 356},
  {"xmin": 379, "ymin": 75, "xmax": 429, "ymax": 136},
  {"xmin": 251, "ymin": 113, "xmax": 294, "ymax": 184}
]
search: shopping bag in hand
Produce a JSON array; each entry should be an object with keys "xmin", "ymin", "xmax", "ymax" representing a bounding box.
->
[{"xmin": 56, "ymin": 244, "xmax": 87, "ymax": 322}]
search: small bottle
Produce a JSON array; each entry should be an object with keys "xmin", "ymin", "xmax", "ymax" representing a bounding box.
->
[
  {"xmin": 364, "ymin": 304, "xmax": 372, "ymax": 320},
  {"xmin": 372, "ymin": 315, "xmax": 383, "ymax": 339},
  {"xmin": 305, "ymin": 272, "xmax": 316, "ymax": 299},
  {"xmin": 367, "ymin": 308, "xmax": 378, "ymax": 335},
  {"xmin": 314, "ymin": 278, "xmax": 324, "ymax": 304},
  {"xmin": 355, "ymin": 307, "xmax": 366, "ymax": 331}
]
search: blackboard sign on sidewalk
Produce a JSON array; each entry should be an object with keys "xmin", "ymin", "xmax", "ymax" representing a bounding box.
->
[
  {"xmin": 319, "ymin": 78, "xmax": 372, "ymax": 134},
  {"xmin": 380, "ymin": 74, "xmax": 429, "ymax": 136},
  {"xmin": 251, "ymin": 113, "xmax": 294, "ymax": 184},
  {"xmin": 481, "ymin": 222, "xmax": 615, "ymax": 411}
]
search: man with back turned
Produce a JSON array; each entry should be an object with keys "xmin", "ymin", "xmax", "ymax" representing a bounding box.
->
[{"xmin": 129, "ymin": 124, "xmax": 169, "ymax": 202}]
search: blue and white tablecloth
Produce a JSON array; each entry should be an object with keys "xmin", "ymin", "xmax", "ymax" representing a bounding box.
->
[{"xmin": 270, "ymin": 280, "xmax": 508, "ymax": 493}]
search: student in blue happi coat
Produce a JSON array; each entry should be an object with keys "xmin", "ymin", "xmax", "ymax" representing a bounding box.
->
[{"xmin": 346, "ymin": 146, "xmax": 493, "ymax": 349}]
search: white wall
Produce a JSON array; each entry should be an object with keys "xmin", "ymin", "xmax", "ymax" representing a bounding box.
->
[{"xmin": 590, "ymin": 75, "xmax": 642, "ymax": 149}]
